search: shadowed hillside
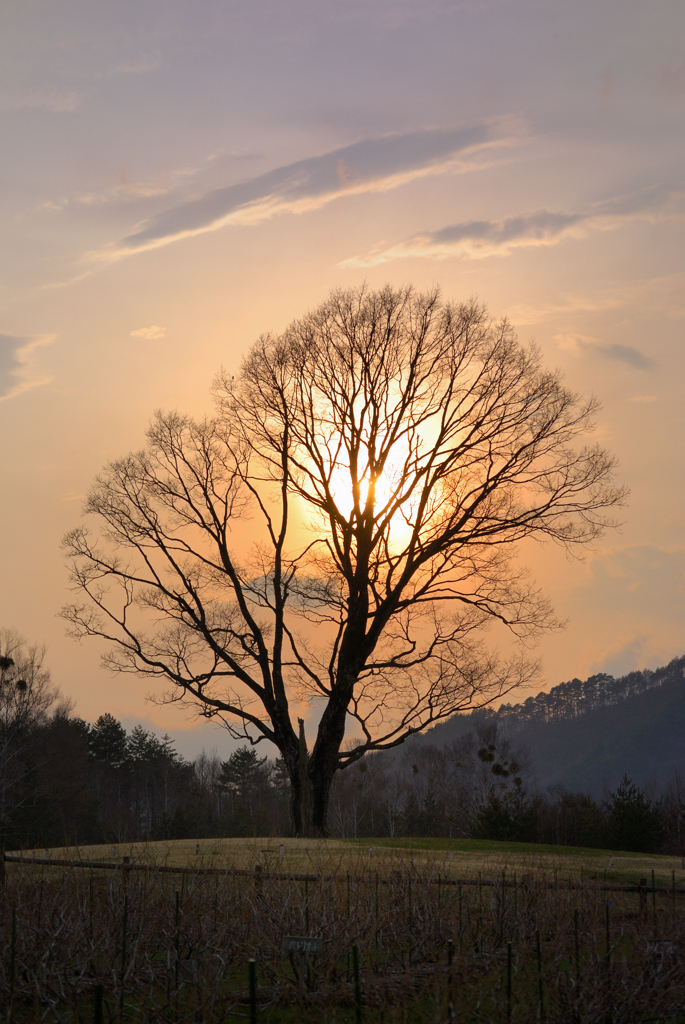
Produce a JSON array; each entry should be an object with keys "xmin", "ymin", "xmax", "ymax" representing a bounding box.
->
[{"xmin": 412, "ymin": 656, "xmax": 685, "ymax": 795}]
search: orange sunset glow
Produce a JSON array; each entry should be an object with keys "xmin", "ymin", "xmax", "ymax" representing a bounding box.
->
[{"xmin": 1, "ymin": 0, "xmax": 683, "ymax": 762}]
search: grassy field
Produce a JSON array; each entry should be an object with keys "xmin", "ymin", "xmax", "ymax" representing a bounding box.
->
[
  {"xmin": 15, "ymin": 834, "xmax": 685, "ymax": 888},
  {"xmin": 3, "ymin": 836, "xmax": 685, "ymax": 1022}
]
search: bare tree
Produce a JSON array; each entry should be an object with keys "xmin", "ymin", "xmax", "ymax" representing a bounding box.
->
[
  {"xmin": 62, "ymin": 286, "xmax": 624, "ymax": 835},
  {"xmin": 0, "ymin": 628, "xmax": 61, "ymax": 840}
]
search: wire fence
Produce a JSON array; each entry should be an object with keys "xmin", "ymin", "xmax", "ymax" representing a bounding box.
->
[
  {"xmin": 6, "ymin": 851, "xmax": 684, "ymax": 893},
  {"xmin": 1, "ymin": 848, "xmax": 684, "ymax": 1022}
]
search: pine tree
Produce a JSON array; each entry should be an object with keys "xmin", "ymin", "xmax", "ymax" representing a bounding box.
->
[
  {"xmin": 604, "ymin": 774, "xmax": 665, "ymax": 853},
  {"xmin": 87, "ymin": 713, "xmax": 128, "ymax": 768}
]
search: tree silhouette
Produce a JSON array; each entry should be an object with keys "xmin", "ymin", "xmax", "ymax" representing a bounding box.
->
[
  {"xmin": 604, "ymin": 774, "xmax": 665, "ymax": 853},
  {"xmin": 88, "ymin": 713, "xmax": 128, "ymax": 768},
  {"xmin": 219, "ymin": 746, "xmax": 268, "ymax": 799},
  {"xmin": 0, "ymin": 629, "xmax": 60, "ymax": 843},
  {"xmin": 63, "ymin": 285, "xmax": 624, "ymax": 834}
]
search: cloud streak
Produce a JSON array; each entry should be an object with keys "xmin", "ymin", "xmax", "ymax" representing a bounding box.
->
[
  {"xmin": 555, "ymin": 333, "xmax": 655, "ymax": 370},
  {"xmin": 0, "ymin": 333, "xmax": 55, "ymax": 402},
  {"xmin": 92, "ymin": 119, "xmax": 522, "ymax": 262},
  {"xmin": 589, "ymin": 342, "xmax": 655, "ymax": 369},
  {"xmin": 342, "ymin": 181, "xmax": 685, "ymax": 265}
]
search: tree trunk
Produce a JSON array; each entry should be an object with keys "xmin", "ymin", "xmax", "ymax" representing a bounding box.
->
[
  {"xmin": 295, "ymin": 718, "xmax": 315, "ymax": 837},
  {"xmin": 285, "ymin": 719, "xmax": 315, "ymax": 837},
  {"xmin": 311, "ymin": 760, "xmax": 337, "ymax": 835},
  {"xmin": 288, "ymin": 660, "xmax": 359, "ymax": 836},
  {"xmin": 307, "ymin": 664, "xmax": 359, "ymax": 836},
  {"xmin": 285, "ymin": 717, "xmax": 337, "ymax": 837}
]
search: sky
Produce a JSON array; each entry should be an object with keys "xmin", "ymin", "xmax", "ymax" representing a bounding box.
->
[{"xmin": 1, "ymin": 0, "xmax": 684, "ymax": 760}]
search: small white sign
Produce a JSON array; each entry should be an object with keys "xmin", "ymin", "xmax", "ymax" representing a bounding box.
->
[{"xmin": 282, "ymin": 935, "xmax": 322, "ymax": 954}]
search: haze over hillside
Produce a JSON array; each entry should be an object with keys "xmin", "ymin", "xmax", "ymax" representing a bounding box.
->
[{"xmin": 413, "ymin": 657, "xmax": 685, "ymax": 796}]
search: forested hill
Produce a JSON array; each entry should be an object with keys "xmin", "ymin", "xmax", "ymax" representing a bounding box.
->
[
  {"xmin": 494, "ymin": 656, "xmax": 685, "ymax": 728},
  {"xmin": 417, "ymin": 656, "xmax": 685, "ymax": 795}
]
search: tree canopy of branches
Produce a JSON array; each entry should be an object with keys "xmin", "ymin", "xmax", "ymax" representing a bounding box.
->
[
  {"xmin": 62, "ymin": 285, "xmax": 625, "ymax": 834},
  {"xmin": 0, "ymin": 628, "xmax": 62, "ymax": 840}
]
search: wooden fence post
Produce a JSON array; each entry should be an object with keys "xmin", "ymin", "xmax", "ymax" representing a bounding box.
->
[
  {"xmin": 638, "ymin": 878, "xmax": 647, "ymax": 915},
  {"xmin": 352, "ymin": 944, "xmax": 362, "ymax": 1024},
  {"xmin": 248, "ymin": 959, "xmax": 257, "ymax": 1024},
  {"xmin": 94, "ymin": 984, "xmax": 103, "ymax": 1024}
]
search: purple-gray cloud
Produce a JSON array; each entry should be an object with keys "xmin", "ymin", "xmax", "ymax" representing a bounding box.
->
[
  {"xmin": 0, "ymin": 334, "xmax": 22, "ymax": 387},
  {"xmin": 95, "ymin": 119, "xmax": 521, "ymax": 260},
  {"xmin": 589, "ymin": 342, "xmax": 655, "ymax": 370},
  {"xmin": 555, "ymin": 332, "xmax": 655, "ymax": 371},
  {"xmin": 428, "ymin": 210, "xmax": 581, "ymax": 247},
  {"xmin": 343, "ymin": 182, "xmax": 685, "ymax": 265}
]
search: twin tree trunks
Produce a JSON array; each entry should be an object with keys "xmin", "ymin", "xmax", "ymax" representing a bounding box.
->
[{"xmin": 61, "ymin": 287, "xmax": 625, "ymax": 837}]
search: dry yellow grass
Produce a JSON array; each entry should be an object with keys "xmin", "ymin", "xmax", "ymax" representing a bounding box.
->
[
  {"xmin": 14, "ymin": 836, "xmax": 685, "ymax": 888},
  {"xmin": 4, "ymin": 836, "xmax": 685, "ymax": 1020}
]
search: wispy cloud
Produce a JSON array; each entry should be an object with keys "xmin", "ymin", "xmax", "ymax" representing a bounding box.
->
[
  {"xmin": 569, "ymin": 544, "xmax": 685, "ymax": 679},
  {"xmin": 0, "ymin": 88, "xmax": 82, "ymax": 113},
  {"xmin": 86, "ymin": 56, "xmax": 162, "ymax": 80},
  {"xmin": 0, "ymin": 333, "xmax": 55, "ymax": 402},
  {"xmin": 507, "ymin": 271, "xmax": 685, "ymax": 327},
  {"xmin": 91, "ymin": 119, "xmax": 523, "ymax": 262},
  {"xmin": 342, "ymin": 181, "xmax": 685, "ymax": 266},
  {"xmin": 39, "ymin": 165, "xmax": 201, "ymax": 214},
  {"xmin": 130, "ymin": 325, "xmax": 166, "ymax": 340},
  {"xmin": 555, "ymin": 333, "xmax": 655, "ymax": 370},
  {"xmin": 591, "ymin": 343, "xmax": 655, "ymax": 369}
]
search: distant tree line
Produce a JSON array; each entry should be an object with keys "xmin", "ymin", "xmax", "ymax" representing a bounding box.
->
[
  {"xmin": 487, "ymin": 656, "xmax": 685, "ymax": 730},
  {"xmin": 1, "ymin": 630, "xmax": 683, "ymax": 855},
  {"xmin": 0, "ymin": 629, "xmax": 292, "ymax": 847},
  {"xmin": 326, "ymin": 724, "xmax": 683, "ymax": 856}
]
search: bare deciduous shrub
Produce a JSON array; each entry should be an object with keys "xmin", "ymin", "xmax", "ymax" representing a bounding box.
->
[{"xmin": 1, "ymin": 851, "xmax": 683, "ymax": 1022}]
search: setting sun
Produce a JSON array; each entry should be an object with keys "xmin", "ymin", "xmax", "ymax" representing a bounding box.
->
[{"xmin": 324, "ymin": 441, "xmax": 417, "ymax": 549}]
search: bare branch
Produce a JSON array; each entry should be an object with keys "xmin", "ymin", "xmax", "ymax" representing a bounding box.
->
[{"xmin": 64, "ymin": 285, "xmax": 625, "ymax": 834}]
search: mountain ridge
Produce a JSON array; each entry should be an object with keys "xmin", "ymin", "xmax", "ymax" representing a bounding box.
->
[{"xmin": 412, "ymin": 655, "xmax": 685, "ymax": 795}]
